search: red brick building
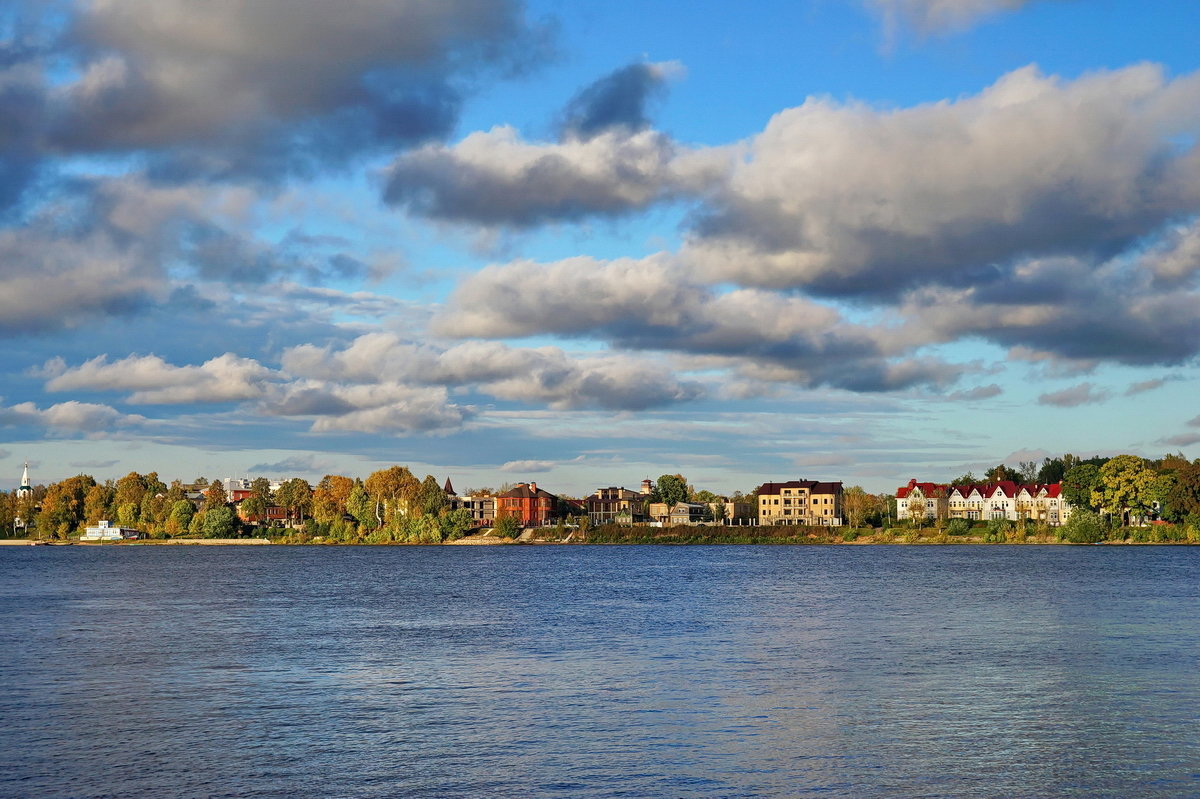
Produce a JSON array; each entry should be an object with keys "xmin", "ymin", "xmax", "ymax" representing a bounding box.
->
[{"xmin": 496, "ymin": 482, "xmax": 558, "ymax": 526}]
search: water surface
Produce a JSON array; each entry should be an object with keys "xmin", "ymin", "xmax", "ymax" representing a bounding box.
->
[{"xmin": 2, "ymin": 545, "xmax": 1197, "ymax": 797}]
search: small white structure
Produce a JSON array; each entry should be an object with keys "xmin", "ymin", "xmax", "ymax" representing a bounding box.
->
[
  {"xmin": 17, "ymin": 461, "xmax": 32, "ymax": 500},
  {"xmin": 81, "ymin": 520, "xmax": 141, "ymax": 541}
]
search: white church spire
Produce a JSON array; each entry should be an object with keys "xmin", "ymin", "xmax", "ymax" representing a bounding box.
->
[{"xmin": 17, "ymin": 461, "xmax": 32, "ymax": 499}]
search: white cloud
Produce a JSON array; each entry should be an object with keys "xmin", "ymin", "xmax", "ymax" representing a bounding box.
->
[
  {"xmin": 0, "ymin": 400, "xmax": 143, "ymax": 433},
  {"xmin": 44, "ymin": 353, "xmax": 277, "ymax": 404},
  {"xmin": 688, "ymin": 64, "xmax": 1200, "ymax": 296}
]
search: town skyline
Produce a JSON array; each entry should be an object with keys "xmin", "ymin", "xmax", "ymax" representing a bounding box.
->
[{"xmin": 1, "ymin": 1, "xmax": 1198, "ymax": 497}]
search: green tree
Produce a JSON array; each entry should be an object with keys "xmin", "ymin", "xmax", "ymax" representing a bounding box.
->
[
  {"xmin": 275, "ymin": 478, "xmax": 313, "ymax": 526},
  {"xmin": 345, "ymin": 480, "xmax": 373, "ymax": 529},
  {"xmin": 438, "ymin": 507, "xmax": 474, "ymax": 541},
  {"xmin": 1093, "ymin": 455, "xmax": 1157, "ymax": 525},
  {"xmin": 842, "ymin": 486, "xmax": 874, "ymax": 528},
  {"xmin": 419, "ymin": 474, "xmax": 449, "ymax": 517},
  {"xmin": 985, "ymin": 464, "xmax": 1022, "ymax": 483},
  {"xmin": 240, "ymin": 494, "xmax": 268, "ymax": 524},
  {"xmin": 655, "ymin": 474, "xmax": 689, "ymax": 507},
  {"xmin": 1036, "ymin": 457, "xmax": 1067, "ymax": 485},
  {"xmin": 1060, "ymin": 509, "xmax": 1105, "ymax": 544},
  {"xmin": 493, "ymin": 514, "xmax": 521, "ymax": 539},
  {"xmin": 167, "ymin": 500, "xmax": 195, "ymax": 535},
  {"xmin": 1062, "ymin": 463, "xmax": 1101, "ymax": 511},
  {"xmin": 203, "ymin": 506, "xmax": 238, "ymax": 538}
]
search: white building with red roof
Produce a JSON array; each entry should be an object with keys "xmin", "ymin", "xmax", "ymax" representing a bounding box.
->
[{"xmin": 897, "ymin": 479, "xmax": 1071, "ymax": 525}]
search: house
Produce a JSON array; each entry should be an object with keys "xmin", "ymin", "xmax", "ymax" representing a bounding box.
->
[
  {"xmin": 895, "ymin": 480, "xmax": 949, "ymax": 522},
  {"xmin": 586, "ymin": 484, "xmax": 651, "ymax": 525},
  {"xmin": 898, "ymin": 479, "xmax": 1072, "ymax": 526},
  {"xmin": 495, "ymin": 482, "xmax": 558, "ymax": 527},
  {"xmin": 647, "ymin": 501, "xmax": 709, "ymax": 525},
  {"xmin": 81, "ymin": 520, "xmax": 141, "ymax": 541},
  {"xmin": 757, "ymin": 480, "xmax": 844, "ymax": 526},
  {"xmin": 460, "ymin": 494, "xmax": 496, "ymax": 528}
]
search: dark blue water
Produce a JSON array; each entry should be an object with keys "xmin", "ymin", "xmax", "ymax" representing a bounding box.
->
[{"xmin": 1, "ymin": 545, "xmax": 1198, "ymax": 798}]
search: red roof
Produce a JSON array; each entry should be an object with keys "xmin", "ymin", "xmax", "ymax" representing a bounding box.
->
[{"xmin": 940, "ymin": 481, "xmax": 1065, "ymax": 499}]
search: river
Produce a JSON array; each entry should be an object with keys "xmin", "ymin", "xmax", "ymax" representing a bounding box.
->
[{"xmin": 1, "ymin": 545, "xmax": 1197, "ymax": 797}]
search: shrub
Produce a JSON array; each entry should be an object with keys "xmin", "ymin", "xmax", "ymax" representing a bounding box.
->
[
  {"xmin": 493, "ymin": 515, "xmax": 521, "ymax": 539},
  {"xmin": 1060, "ymin": 509, "xmax": 1104, "ymax": 544},
  {"xmin": 945, "ymin": 518, "xmax": 971, "ymax": 537}
]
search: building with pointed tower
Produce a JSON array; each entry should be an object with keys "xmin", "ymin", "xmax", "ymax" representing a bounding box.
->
[{"xmin": 17, "ymin": 462, "xmax": 32, "ymax": 500}]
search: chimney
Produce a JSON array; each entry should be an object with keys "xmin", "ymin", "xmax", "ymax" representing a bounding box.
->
[{"xmin": 530, "ymin": 481, "xmax": 537, "ymax": 492}]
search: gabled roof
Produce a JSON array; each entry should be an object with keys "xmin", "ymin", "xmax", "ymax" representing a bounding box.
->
[{"xmin": 938, "ymin": 480, "xmax": 1066, "ymax": 500}]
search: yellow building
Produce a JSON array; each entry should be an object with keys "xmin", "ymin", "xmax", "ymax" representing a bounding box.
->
[{"xmin": 757, "ymin": 480, "xmax": 843, "ymax": 526}]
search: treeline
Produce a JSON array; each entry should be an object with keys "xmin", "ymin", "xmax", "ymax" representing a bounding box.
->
[
  {"xmin": 0, "ymin": 466, "xmax": 476, "ymax": 543},
  {"xmin": 943, "ymin": 453, "xmax": 1200, "ymax": 525}
]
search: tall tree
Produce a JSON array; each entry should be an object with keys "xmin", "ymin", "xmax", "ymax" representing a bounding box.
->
[
  {"xmin": 419, "ymin": 474, "xmax": 449, "ymax": 517},
  {"xmin": 313, "ymin": 475, "xmax": 354, "ymax": 522},
  {"xmin": 345, "ymin": 480, "xmax": 373, "ymax": 529},
  {"xmin": 655, "ymin": 474, "xmax": 689, "ymax": 507},
  {"xmin": 1036, "ymin": 457, "xmax": 1066, "ymax": 484},
  {"xmin": 842, "ymin": 485, "xmax": 875, "ymax": 528},
  {"xmin": 84, "ymin": 484, "xmax": 113, "ymax": 524},
  {"xmin": 984, "ymin": 464, "xmax": 1022, "ymax": 483},
  {"xmin": 364, "ymin": 466, "xmax": 420, "ymax": 525},
  {"xmin": 275, "ymin": 478, "xmax": 313, "ymax": 526},
  {"xmin": 114, "ymin": 471, "xmax": 148, "ymax": 510},
  {"xmin": 1164, "ymin": 461, "xmax": 1200, "ymax": 521},
  {"xmin": 203, "ymin": 478, "xmax": 228, "ymax": 511},
  {"xmin": 1092, "ymin": 455, "xmax": 1156, "ymax": 524},
  {"xmin": 1062, "ymin": 463, "xmax": 1101, "ymax": 511}
]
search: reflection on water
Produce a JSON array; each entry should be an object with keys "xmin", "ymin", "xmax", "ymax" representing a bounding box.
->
[{"xmin": 1, "ymin": 545, "xmax": 1198, "ymax": 797}]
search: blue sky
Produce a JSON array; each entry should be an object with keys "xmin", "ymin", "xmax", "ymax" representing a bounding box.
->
[{"xmin": 2, "ymin": 0, "xmax": 1199, "ymax": 496}]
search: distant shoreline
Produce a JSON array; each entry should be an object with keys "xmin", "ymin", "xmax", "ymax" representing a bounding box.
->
[{"xmin": 2, "ymin": 533, "xmax": 1196, "ymax": 547}]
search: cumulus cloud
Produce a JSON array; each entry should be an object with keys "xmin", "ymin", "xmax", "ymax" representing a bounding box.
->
[
  {"xmin": 0, "ymin": 175, "xmax": 383, "ymax": 335},
  {"xmin": 687, "ymin": 64, "xmax": 1200, "ymax": 297},
  {"xmin": 1037, "ymin": 382, "xmax": 1110, "ymax": 407},
  {"xmin": 43, "ymin": 352, "xmax": 277, "ymax": 404},
  {"xmin": 263, "ymin": 382, "xmax": 472, "ymax": 434},
  {"xmin": 283, "ymin": 334, "xmax": 705, "ymax": 411},
  {"xmin": 434, "ymin": 255, "xmax": 966, "ymax": 392},
  {"xmin": 33, "ymin": 0, "xmax": 550, "ymax": 181},
  {"xmin": 896, "ymin": 255, "xmax": 1200, "ymax": 367},
  {"xmin": 0, "ymin": 400, "xmax": 143, "ymax": 433},
  {"xmin": 385, "ymin": 126, "xmax": 700, "ymax": 227},
  {"xmin": 1142, "ymin": 218, "xmax": 1200, "ymax": 286}
]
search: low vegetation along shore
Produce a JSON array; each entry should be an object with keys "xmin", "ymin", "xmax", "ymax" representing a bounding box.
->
[{"xmin": 6, "ymin": 515, "xmax": 1197, "ymax": 546}]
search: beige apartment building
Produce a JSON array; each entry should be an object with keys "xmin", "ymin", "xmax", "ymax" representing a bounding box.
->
[{"xmin": 757, "ymin": 480, "xmax": 843, "ymax": 526}]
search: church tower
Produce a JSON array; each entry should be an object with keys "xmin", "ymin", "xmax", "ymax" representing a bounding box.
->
[{"xmin": 17, "ymin": 462, "xmax": 32, "ymax": 500}]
